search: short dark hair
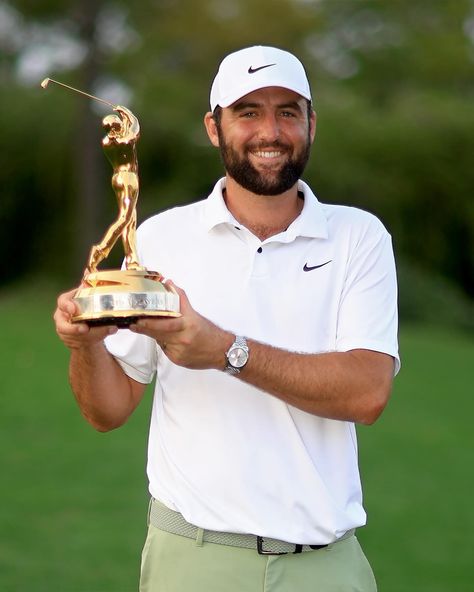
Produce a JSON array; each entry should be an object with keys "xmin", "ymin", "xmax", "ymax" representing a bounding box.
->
[{"xmin": 212, "ymin": 105, "xmax": 223, "ymax": 126}]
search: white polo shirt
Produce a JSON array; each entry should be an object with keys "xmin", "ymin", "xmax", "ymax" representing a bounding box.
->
[{"xmin": 105, "ymin": 178, "xmax": 399, "ymax": 545}]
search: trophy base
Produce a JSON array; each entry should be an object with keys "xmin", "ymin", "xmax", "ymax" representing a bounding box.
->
[{"xmin": 72, "ymin": 269, "xmax": 180, "ymax": 326}]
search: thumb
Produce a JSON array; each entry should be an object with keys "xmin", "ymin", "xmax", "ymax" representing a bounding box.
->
[
  {"xmin": 165, "ymin": 280, "xmax": 192, "ymax": 314},
  {"xmin": 57, "ymin": 287, "xmax": 81, "ymax": 317}
]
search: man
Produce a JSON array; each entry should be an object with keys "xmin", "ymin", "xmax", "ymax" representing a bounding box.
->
[{"xmin": 54, "ymin": 46, "xmax": 399, "ymax": 592}]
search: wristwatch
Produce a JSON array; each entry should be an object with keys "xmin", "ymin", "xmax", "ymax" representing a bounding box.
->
[{"xmin": 224, "ymin": 336, "xmax": 249, "ymax": 375}]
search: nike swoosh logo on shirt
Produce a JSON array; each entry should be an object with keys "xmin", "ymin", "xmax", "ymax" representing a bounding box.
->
[
  {"xmin": 303, "ymin": 260, "xmax": 332, "ymax": 272},
  {"xmin": 248, "ymin": 64, "xmax": 276, "ymax": 74}
]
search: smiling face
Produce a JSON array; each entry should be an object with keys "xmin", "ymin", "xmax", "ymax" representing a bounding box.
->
[{"xmin": 205, "ymin": 87, "xmax": 316, "ymax": 196}]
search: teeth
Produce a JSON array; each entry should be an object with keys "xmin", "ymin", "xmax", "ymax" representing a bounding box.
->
[{"xmin": 253, "ymin": 151, "xmax": 283, "ymax": 158}]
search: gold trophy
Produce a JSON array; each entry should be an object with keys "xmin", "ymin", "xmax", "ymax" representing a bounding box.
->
[{"xmin": 41, "ymin": 78, "xmax": 180, "ymax": 325}]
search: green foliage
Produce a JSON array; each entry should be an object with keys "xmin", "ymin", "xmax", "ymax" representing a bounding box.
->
[
  {"xmin": 0, "ymin": 84, "xmax": 77, "ymax": 282},
  {"xmin": 397, "ymin": 259, "xmax": 474, "ymax": 332},
  {"xmin": 309, "ymin": 87, "xmax": 474, "ymax": 308},
  {"xmin": 1, "ymin": 0, "xmax": 473, "ymax": 306}
]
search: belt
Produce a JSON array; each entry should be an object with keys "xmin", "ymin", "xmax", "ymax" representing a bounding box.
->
[{"xmin": 148, "ymin": 498, "xmax": 354, "ymax": 556}]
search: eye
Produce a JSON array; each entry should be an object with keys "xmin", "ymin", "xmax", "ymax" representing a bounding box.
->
[
  {"xmin": 280, "ymin": 110, "xmax": 297, "ymax": 118},
  {"xmin": 240, "ymin": 111, "xmax": 258, "ymax": 118}
]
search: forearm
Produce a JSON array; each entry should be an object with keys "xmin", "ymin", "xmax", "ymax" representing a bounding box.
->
[
  {"xmin": 129, "ymin": 284, "xmax": 394, "ymax": 425},
  {"xmin": 238, "ymin": 340, "xmax": 394, "ymax": 425},
  {"xmin": 69, "ymin": 342, "xmax": 143, "ymax": 432},
  {"xmin": 54, "ymin": 288, "xmax": 146, "ymax": 431}
]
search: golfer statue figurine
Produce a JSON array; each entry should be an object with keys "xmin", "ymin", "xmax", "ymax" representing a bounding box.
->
[
  {"xmin": 86, "ymin": 106, "xmax": 144, "ymax": 275},
  {"xmin": 41, "ymin": 77, "xmax": 180, "ymax": 325}
]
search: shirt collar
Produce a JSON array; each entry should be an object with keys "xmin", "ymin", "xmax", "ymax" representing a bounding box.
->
[
  {"xmin": 203, "ymin": 178, "xmax": 236, "ymax": 231},
  {"xmin": 290, "ymin": 180, "xmax": 329, "ymax": 240},
  {"xmin": 203, "ymin": 177, "xmax": 328, "ymax": 240}
]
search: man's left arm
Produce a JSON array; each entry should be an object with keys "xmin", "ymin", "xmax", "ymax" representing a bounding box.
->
[
  {"xmin": 236, "ymin": 342, "xmax": 394, "ymax": 425},
  {"xmin": 129, "ymin": 284, "xmax": 395, "ymax": 426}
]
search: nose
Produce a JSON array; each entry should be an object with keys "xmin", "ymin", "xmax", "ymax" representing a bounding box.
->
[{"xmin": 257, "ymin": 113, "xmax": 280, "ymax": 143}]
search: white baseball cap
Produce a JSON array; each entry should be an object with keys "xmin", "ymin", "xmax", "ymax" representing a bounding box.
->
[{"xmin": 210, "ymin": 46, "xmax": 312, "ymax": 111}]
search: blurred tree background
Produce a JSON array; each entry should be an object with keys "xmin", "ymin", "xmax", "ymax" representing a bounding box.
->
[{"xmin": 1, "ymin": 0, "xmax": 473, "ymax": 327}]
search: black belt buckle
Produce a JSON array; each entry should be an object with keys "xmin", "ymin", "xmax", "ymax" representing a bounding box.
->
[
  {"xmin": 257, "ymin": 536, "xmax": 290, "ymax": 555},
  {"xmin": 257, "ymin": 536, "xmax": 328, "ymax": 555}
]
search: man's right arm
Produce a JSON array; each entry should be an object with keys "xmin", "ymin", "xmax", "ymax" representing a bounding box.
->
[{"xmin": 54, "ymin": 289, "xmax": 147, "ymax": 432}]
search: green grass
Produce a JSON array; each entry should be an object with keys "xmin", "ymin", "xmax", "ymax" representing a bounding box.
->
[
  {"xmin": 0, "ymin": 285, "xmax": 153, "ymax": 592},
  {"xmin": 1, "ymin": 285, "xmax": 473, "ymax": 591},
  {"xmin": 358, "ymin": 325, "xmax": 474, "ymax": 591}
]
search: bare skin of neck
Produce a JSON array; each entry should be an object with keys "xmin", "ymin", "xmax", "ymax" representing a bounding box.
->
[{"xmin": 223, "ymin": 175, "xmax": 303, "ymax": 241}]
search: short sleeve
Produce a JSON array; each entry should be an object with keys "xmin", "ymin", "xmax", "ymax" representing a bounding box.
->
[
  {"xmin": 104, "ymin": 329, "xmax": 158, "ymax": 384},
  {"xmin": 336, "ymin": 220, "xmax": 400, "ymax": 374}
]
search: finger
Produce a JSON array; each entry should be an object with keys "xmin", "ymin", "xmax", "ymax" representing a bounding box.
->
[
  {"xmin": 130, "ymin": 315, "xmax": 184, "ymax": 336},
  {"xmin": 54, "ymin": 290, "xmax": 84, "ymax": 334},
  {"xmin": 57, "ymin": 287, "xmax": 80, "ymax": 317},
  {"xmin": 58, "ymin": 319, "xmax": 117, "ymax": 348},
  {"xmin": 165, "ymin": 280, "xmax": 192, "ymax": 315},
  {"xmin": 54, "ymin": 307, "xmax": 89, "ymax": 336},
  {"xmin": 87, "ymin": 324, "xmax": 119, "ymax": 340}
]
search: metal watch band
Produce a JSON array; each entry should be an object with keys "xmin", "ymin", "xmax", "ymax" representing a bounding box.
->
[
  {"xmin": 233, "ymin": 335, "xmax": 247, "ymax": 349},
  {"xmin": 224, "ymin": 335, "xmax": 249, "ymax": 375},
  {"xmin": 225, "ymin": 365, "xmax": 240, "ymax": 376}
]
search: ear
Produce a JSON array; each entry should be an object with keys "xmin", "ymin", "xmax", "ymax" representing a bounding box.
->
[
  {"xmin": 309, "ymin": 109, "xmax": 317, "ymax": 144},
  {"xmin": 204, "ymin": 112, "xmax": 220, "ymax": 147}
]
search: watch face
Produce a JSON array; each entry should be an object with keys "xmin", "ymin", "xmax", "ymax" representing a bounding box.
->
[{"xmin": 229, "ymin": 346, "xmax": 248, "ymax": 368}]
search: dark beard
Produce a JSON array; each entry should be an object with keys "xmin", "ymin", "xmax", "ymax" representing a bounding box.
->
[{"xmin": 216, "ymin": 129, "xmax": 311, "ymax": 196}]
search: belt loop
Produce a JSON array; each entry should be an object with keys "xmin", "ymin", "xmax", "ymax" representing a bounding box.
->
[{"xmin": 195, "ymin": 527, "xmax": 204, "ymax": 547}]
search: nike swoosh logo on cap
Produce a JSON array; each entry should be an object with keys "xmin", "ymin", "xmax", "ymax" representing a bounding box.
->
[
  {"xmin": 248, "ymin": 64, "xmax": 276, "ymax": 74},
  {"xmin": 303, "ymin": 260, "xmax": 332, "ymax": 272}
]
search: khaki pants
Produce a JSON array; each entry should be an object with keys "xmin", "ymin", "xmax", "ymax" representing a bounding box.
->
[{"xmin": 140, "ymin": 523, "xmax": 377, "ymax": 592}]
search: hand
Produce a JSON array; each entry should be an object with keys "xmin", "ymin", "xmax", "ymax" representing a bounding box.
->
[
  {"xmin": 53, "ymin": 288, "xmax": 117, "ymax": 350},
  {"xmin": 129, "ymin": 282, "xmax": 232, "ymax": 370}
]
